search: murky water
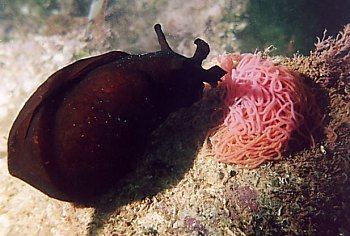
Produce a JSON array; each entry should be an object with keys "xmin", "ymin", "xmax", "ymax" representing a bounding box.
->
[{"xmin": 1, "ymin": 0, "xmax": 349, "ymax": 55}]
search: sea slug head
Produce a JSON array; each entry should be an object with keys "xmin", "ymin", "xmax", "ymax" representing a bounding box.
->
[{"xmin": 151, "ymin": 24, "xmax": 226, "ymax": 111}]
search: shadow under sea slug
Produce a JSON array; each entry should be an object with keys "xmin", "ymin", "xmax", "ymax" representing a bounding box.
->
[
  {"xmin": 210, "ymin": 53, "xmax": 317, "ymax": 168},
  {"xmin": 7, "ymin": 24, "xmax": 226, "ymax": 202}
]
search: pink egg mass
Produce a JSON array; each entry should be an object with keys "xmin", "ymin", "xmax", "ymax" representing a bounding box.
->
[{"xmin": 210, "ymin": 53, "xmax": 316, "ymax": 168}]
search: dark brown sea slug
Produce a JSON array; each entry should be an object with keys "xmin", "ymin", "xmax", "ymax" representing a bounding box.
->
[{"xmin": 7, "ymin": 24, "xmax": 226, "ymax": 202}]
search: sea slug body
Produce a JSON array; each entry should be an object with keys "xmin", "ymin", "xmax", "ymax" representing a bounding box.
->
[{"xmin": 7, "ymin": 24, "xmax": 226, "ymax": 202}]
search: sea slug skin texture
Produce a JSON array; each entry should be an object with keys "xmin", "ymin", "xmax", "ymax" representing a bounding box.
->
[{"xmin": 7, "ymin": 24, "xmax": 226, "ymax": 202}]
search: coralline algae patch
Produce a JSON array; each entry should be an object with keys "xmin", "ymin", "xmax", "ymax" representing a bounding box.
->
[{"xmin": 210, "ymin": 53, "xmax": 317, "ymax": 168}]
